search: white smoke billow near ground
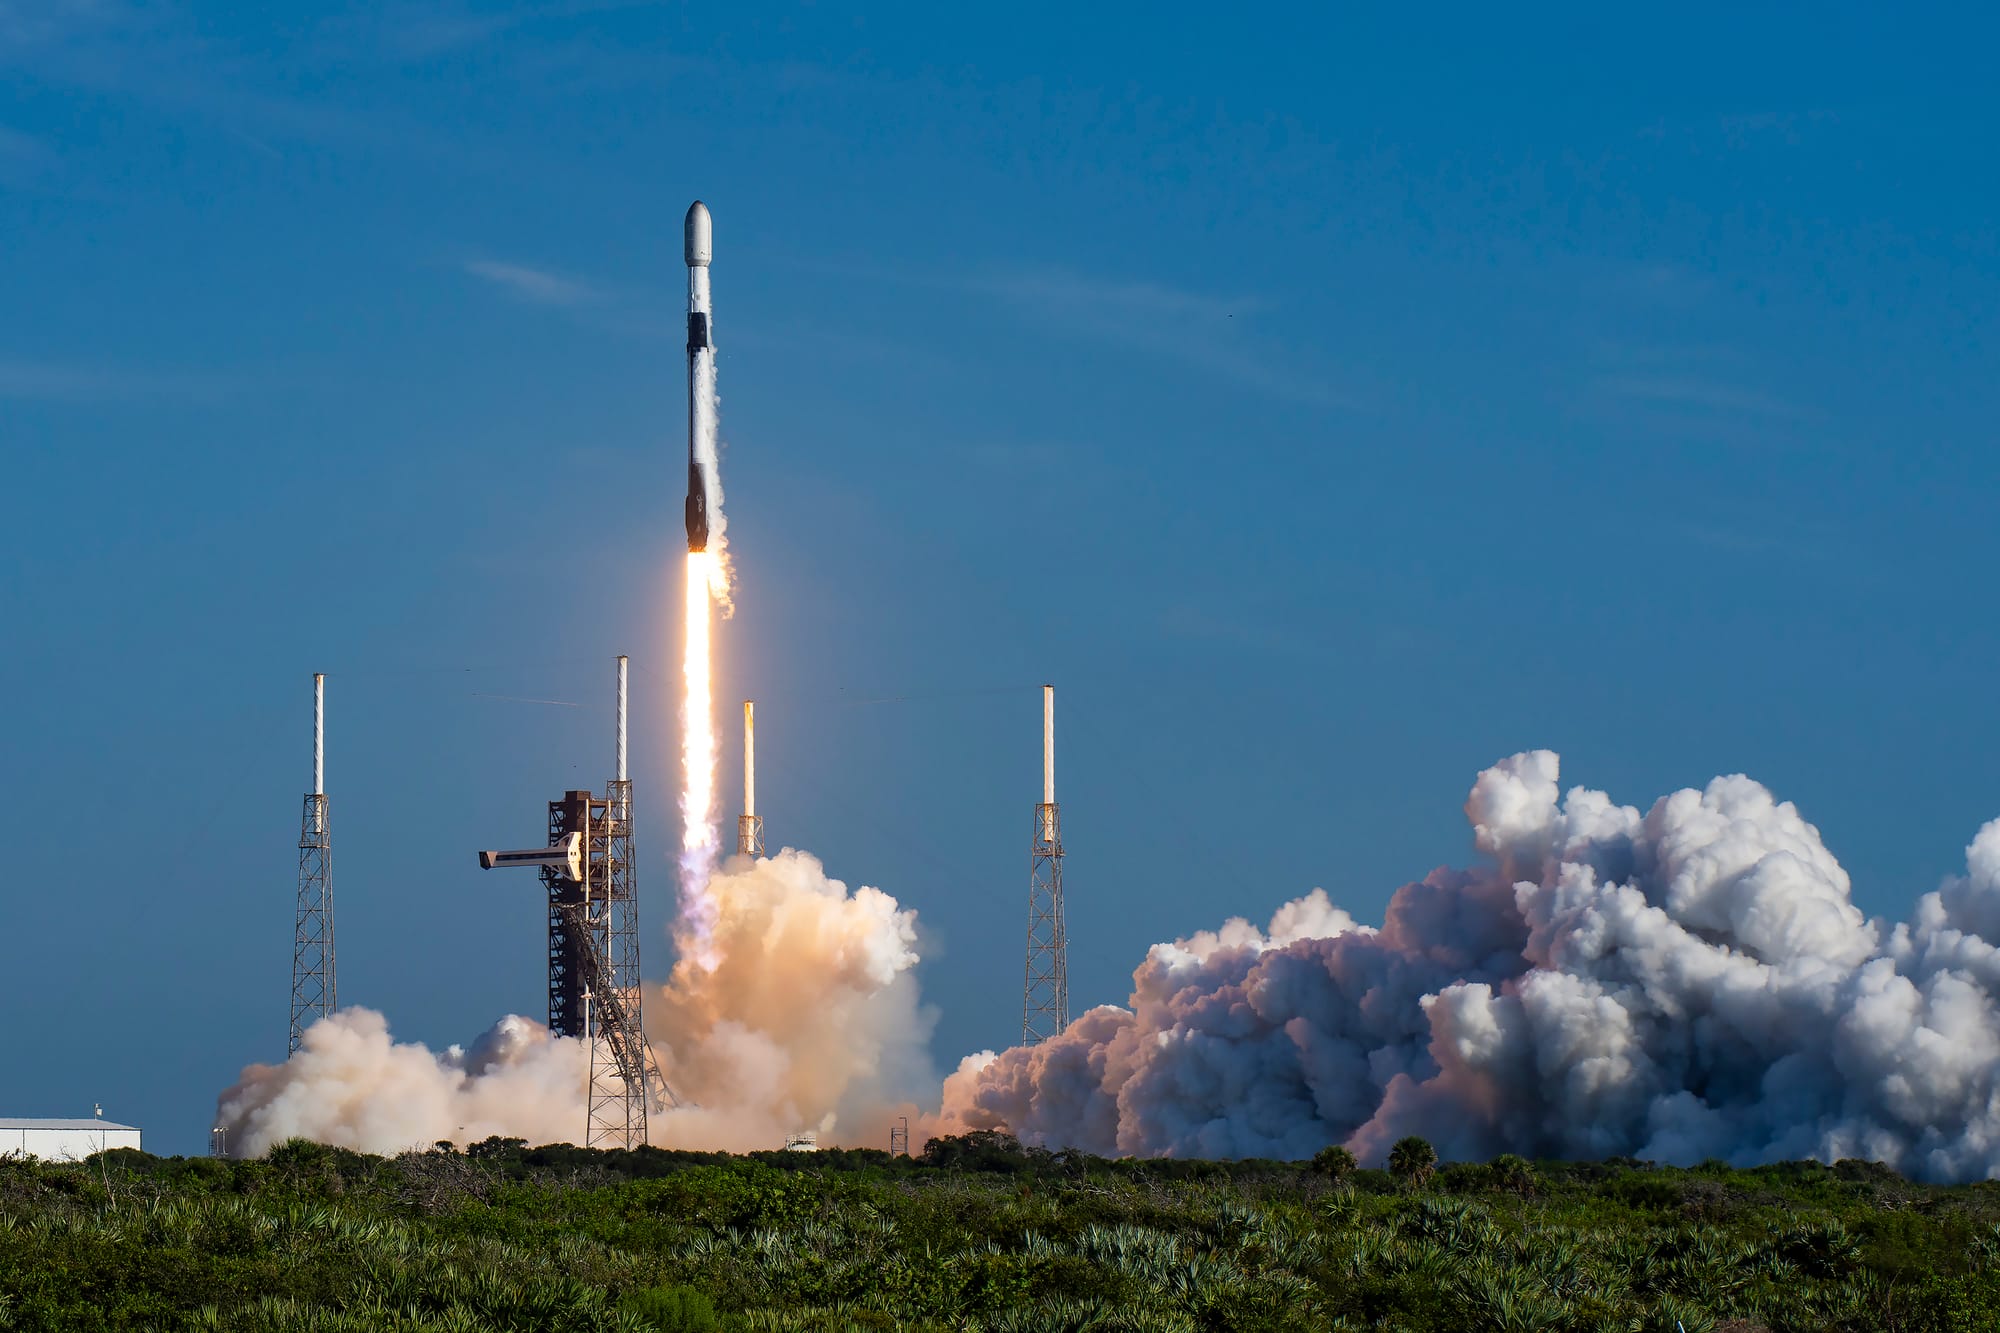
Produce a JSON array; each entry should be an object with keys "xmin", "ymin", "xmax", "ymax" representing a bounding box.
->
[
  {"xmin": 221, "ymin": 750, "xmax": 2000, "ymax": 1182},
  {"xmin": 937, "ymin": 750, "xmax": 2000, "ymax": 1183},
  {"xmin": 648, "ymin": 849, "xmax": 935, "ymax": 1152},
  {"xmin": 216, "ymin": 850, "xmax": 934, "ymax": 1158},
  {"xmin": 214, "ymin": 1011, "xmax": 588, "ymax": 1155}
]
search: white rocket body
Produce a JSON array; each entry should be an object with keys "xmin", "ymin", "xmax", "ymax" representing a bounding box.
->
[{"xmin": 684, "ymin": 201, "xmax": 716, "ymax": 553}]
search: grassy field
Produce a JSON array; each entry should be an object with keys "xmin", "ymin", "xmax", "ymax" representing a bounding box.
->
[{"xmin": 1, "ymin": 1132, "xmax": 1996, "ymax": 1331}]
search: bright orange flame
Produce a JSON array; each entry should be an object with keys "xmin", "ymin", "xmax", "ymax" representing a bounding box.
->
[{"xmin": 679, "ymin": 551, "xmax": 720, "ymax": 965}]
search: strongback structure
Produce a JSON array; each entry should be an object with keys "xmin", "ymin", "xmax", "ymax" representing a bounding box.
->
[
  {"xmin": 481, "ymin": 657, "xmax": 676, "ymax": 1148},
  {"xmin": 290, "ymin": 673, "xmax": 334, "ymax": 1054},
  {"xmin": 587, "ymin": 655, "xmax": 677, "ymax": 1147},
  {"xmin": 737, "ymin": 700, "xmax": 764, "ymax": 857},
  {"xmin": 1023, "ymin": 684, "xmax": 1069, "ymax": 1045}
]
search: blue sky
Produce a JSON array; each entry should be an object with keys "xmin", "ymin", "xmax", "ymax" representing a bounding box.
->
[{"xmin": 1, "ymin": 2, "xmax": 1995, "ymax": 1154}]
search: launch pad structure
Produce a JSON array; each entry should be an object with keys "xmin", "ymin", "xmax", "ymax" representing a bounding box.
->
[
  {"xmin": 290, "ymin": 673, "xmax": 334, "ymax": 1054},
  {"xmin": 1023, "ymin": 684, "xmax": 1069, "ymax": 1045},
  {"xmin": 481, "ymin": 656, "xmax": 677, "ymax": 1148}
]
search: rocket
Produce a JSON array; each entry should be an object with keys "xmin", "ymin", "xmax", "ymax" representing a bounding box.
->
[{"xmin": 684, "ymin": 200, "xmax": 713, "ymax": 554}]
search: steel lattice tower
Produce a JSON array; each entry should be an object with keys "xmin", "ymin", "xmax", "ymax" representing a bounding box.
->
[
  {"xmin": 542, "ymin": 786, "xmax": 658, "ymax": 1143},
  {"xmin": 1023, "ymin": 684, "xmax": 1068, "ymax": 1045},
  {"xmin": 477, "ymin": 659, "xmax": 682, "ymax": 1146},
  {"xmin": 737, "ymin": 700, "xmax": 764, "ymax": 856},
  {"xmin": 290, "ymin": 673, "xmax": 335, "ymax": 1054},
  {"xmin": 581, "ymin": 657, "xmax": 676, "ymax": 1148}
]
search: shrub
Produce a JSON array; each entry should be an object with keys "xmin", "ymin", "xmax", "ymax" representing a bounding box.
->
[
  {"xmin": 623, "ymin": 1284, "xmax": 722, "ymax": 1332},
  {"xmin": 1388, "ymin": 1138, "xmax": 1437, "ymax": 1188},
  {"xmin": 1311, "ymin": 1146, "xmax": 1357, "ymax": 1181},
  {"xmin": 917, "ymin": 1131, "xmax": 1043, "ymax": 1174}
]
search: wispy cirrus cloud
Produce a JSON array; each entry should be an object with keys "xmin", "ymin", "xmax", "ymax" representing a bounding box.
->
[
  {"xmin": 1570, "ymin": 357, "xmax": 1818, "ymax": 446},
  {"xmin": 461, "ymin": 258, "xmax": 605, "ymax": 307},
  {"xmin": 966, "ymin": 267, "xmax": 1255, "ymax": 324},
  {"xmin": 0, "ymin": 0, "xmax": 127, "ymax": 51},
  {"xmin": 965, "ymin": 264, "xmax": 1343, "ymax": 407},
  {"xmin": 0, "ymin": 122, "xmax": 49, "ymax": 184},
  {"xmin": 310, "ymin": 0, "xmax": 668, "ymax": 65},
  {"xmin": 1594, "ymin": 373, "xmax": 1811, "ymax": 424},
  {"xmin": 0, "ymin": 359, "xmax": 236, "ymax": 402},
  {"xmin": 0, "ymin": 123, "xmax": 42, "ymax": 158}
]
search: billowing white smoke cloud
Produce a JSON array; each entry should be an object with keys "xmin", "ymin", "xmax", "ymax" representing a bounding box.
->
[
  {"xmin": 216, "ymin": 850, "xmax": 933, "ymax": 1158},
  {"xmin": 215, "ymin": 1010, "xmax": 587, "ymax": 1157},
  {"xmin": 648, "ymin": 848, "xmax": 936, "ymax": 1151},
  {"xmin": 938, "ymin": 752, "xmax": 2000, "ymax": 1183}
]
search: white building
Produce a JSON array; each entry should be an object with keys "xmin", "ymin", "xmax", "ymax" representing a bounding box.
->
[{"xmin": 0, "ymin": 1118, "xmax": 143, "ymax": 1161}]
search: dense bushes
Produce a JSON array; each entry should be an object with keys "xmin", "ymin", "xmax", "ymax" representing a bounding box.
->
[{"xmin": 0, "ymin": 1139, "xmax": 1996, "ymax": 1330}]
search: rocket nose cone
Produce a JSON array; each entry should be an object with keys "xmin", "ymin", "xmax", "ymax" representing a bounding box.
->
[{"xmin": 684, "ymin": 201, "xmax": 713, "ymax": 267}]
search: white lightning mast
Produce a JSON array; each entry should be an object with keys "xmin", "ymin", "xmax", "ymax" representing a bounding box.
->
[
  {"xmin": 290, "ymin": 673, "xmax": 334, "ymax": 1054},
  {"xmin": 1023, "ymin": 684, "xmax": 1067, "ymax": 1044},
  {"xmin": 738, "ymin": 701, "xmax": 764, "ymax": 856}
]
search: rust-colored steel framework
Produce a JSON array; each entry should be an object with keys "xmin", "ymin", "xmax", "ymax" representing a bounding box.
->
[
  {"xmin": 1023, "ymin": 684, "xmax": 1069, "ymax": 1045},
  {"xmin": 290, "ymin": 673, "xmax": 335, "ymax": 1055}
]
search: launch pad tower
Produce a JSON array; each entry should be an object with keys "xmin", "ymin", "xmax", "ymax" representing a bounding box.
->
[
  {"xmin": 1023, "ymin": 684, "xmax": 1068, "ymax": 1045},
  {"xmin": 482, "ymin": 657, "xmax": 677, "ymax": 1148},
  {"xmin": 290, "ymin": 673, "xmax": 335, "ymax": 1054}
]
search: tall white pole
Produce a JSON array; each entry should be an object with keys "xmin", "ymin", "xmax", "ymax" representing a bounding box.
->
[
  {"xmin": 743, "ymin": 701, "xmax": 756, "ymax": 818},
  {"xmin": 1042, "ymin": 684, "xmax": 1054, "ymax": 805},
  {"xmin": 313, "ymin": 673, "xmax": 325, "ymax": 797},
  {"xmin": 616, "ymin": 656, "xmax": 629, "ymax": 783}
]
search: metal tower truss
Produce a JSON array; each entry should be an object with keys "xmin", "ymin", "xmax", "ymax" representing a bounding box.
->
[
  {"xmin": 1023, "ymin": 800, "xmax": 1068, "ymax": 1045},
  {"xmin": 594, "ymin": 777, "xmax": 680, "ymax": 1144},
  {"xmin": 1023, "ymin": 684, "xmax": 1069, "ymax": 1045},
  {"xmin": 541, "ymin": 788, "xmax": 678, "ymax": 1150},
  {"xmin": 290, "ymin": 674, "xmax": 334, "ymax": 1054}
]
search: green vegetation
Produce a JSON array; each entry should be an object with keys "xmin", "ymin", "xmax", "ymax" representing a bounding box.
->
[{"xmin": 2, "ymin": 1133, "xmax": 1998, "ymax": 1330}]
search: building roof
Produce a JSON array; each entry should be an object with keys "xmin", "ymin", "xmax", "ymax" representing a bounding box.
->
[{"xmin": 0, "ymin": 1118, "xmax": 141, "ymax": 1132}]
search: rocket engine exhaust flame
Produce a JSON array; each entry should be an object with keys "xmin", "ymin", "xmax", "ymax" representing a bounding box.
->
[{"xmin": 679, "ymin": 551, "xmax": 721, "ymax": 968}]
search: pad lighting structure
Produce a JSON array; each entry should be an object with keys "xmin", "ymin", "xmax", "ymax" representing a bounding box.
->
[
  {"xmin": 1023, "ymin": 684, "xmax": 1069, "ymax": 1045},
  {"xmin": 738, "ymin": 701, "xmax": 764, "ymax": 856},
  {"xmin": 290, "ymin": 673, "xmax": 335, "ymax": 1054},
  {"xmin": 889, "ymin": 1116, "xmax": 910, "ymax": 1157},
  {"xmin": 479, "ymin": 657, "xmax": 677, "ymax": 1148}
]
